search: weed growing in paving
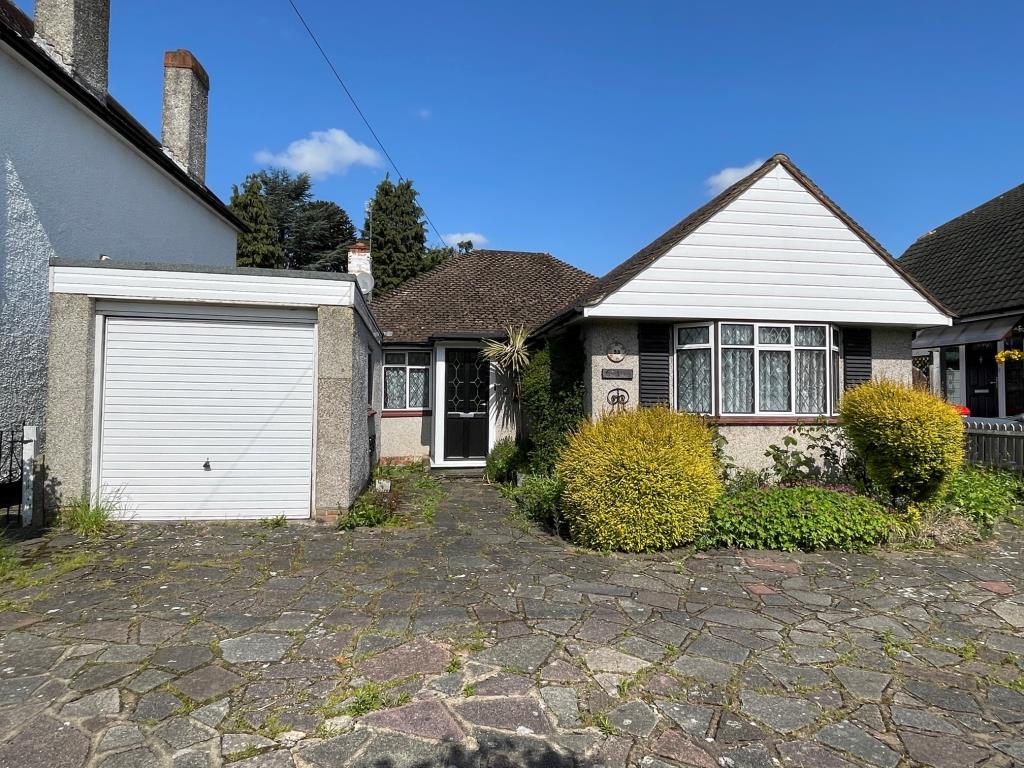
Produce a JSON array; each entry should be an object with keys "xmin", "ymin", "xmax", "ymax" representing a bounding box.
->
[
  {"xmin": 57, "ymin": 490, "xmax": 123, "ymax": 538},
  {"xmin": 259, "ymin": 515, "xmax": 288, "ymax": 529},
  {"xmin": 338, "ymin": 463, "xmax": 446, "ymax": 530}
]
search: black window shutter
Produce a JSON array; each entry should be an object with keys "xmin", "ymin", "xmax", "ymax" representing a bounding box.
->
[
  {"xmin": 843, "ymin": 327, "xmax": 872, "ymax": 389},
  {"xmin": 638, "ymin": 324, "xmax": 672, "ymax": 406}
]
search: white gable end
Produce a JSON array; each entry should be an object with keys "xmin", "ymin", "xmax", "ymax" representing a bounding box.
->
[{"xmin": 588, "ymin": 165, "xmax": 950, "ymax": 326}]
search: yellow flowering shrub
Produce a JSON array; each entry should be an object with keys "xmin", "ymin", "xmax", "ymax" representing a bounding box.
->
[
  {"xmin": 840, "ymin": 380, "xmax": 964, "ymax": 502},
  {"xmin": 556, "ymin": 406, "xmax": 722, "ymax": 552}
]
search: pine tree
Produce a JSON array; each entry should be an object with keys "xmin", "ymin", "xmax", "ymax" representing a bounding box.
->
[
  {"xmin": 253, "ymin": 168, "xmax": 313, "ymax": 268},
  {"xmin": 364, "ymin": 175, "xmax": 448, "ymax": 292},
  {"xmin": 230, "ymin": 177, "xmax": 283, "ymax": 268}
]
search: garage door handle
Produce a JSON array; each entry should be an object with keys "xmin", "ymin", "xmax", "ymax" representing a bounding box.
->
[{"xmin": 203, "ymin": 458, "xmax": 211, "ymax": 471}]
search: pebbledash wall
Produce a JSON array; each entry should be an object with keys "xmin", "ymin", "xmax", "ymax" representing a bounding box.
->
[
  {"xmin": 582, "ymin": 321, "xmax": 913, "ymax": 471},
  {"xmin": 0, "ymin": 42, "xmax": 237, "ymax": 438},
  {"xmin": 45, "ymin": 262, "xmax": 379, "ymax": 520}
]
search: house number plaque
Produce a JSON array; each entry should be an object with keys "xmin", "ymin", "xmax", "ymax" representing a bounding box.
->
[
  {"xmin": 602, "ymin": 369, "xmax": 634, "ymax": 380},
  {"xmin": 606, "ymin": 341, "xmax": 625, "ymax": 363}
]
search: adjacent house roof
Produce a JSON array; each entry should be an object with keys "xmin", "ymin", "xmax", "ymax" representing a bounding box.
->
[
  {"xmin": 899, "ymin": 181, "xmax": 1024, "ymax": 319},
  {"xmin": 574, "ymin": 154, "xmax": 949, "ymax": 317},
  {"xmin": 0, "ymin": 0, "xmax": 245, "ymax": 232},
  {"xmin": 372, "ymin": 250, "xmax": 595, "ymax": 344}
]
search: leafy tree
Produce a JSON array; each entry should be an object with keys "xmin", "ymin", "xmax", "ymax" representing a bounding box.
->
[
  {"xmin": 456, "ymin": 240, "xmax": 474, "ymax": 254},
  {"xmin": 230, "ymin": 177, "xmax": 283, "ymax": 268},
  {"xmin": 291, "ymin": 200, "xmax": 356, "ymax": 272},
  {"xmin": 237, "ymin": 168, "xmax": 356, "ymax": 272}
]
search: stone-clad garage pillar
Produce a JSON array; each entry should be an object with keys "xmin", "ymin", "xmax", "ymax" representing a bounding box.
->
[
  {"xmin": 44, "ymin": 293, "xmax": 97, "ymax": 507},
  {"xmin": 314, "ymin": 305, "xmax": 357, "ymax": 522}
]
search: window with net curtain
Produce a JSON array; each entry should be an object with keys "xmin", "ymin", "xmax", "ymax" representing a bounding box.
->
[
  {"xmin": 383, "ymin": 351, "xmax": 431, "ymax": 410},
  {"xmin": 675, "ymin": 323, "xmax": 830, "ymax": 415}
]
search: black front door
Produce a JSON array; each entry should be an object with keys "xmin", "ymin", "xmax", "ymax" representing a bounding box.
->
[
  {"xmin": 966, "ymin": 341, "xmax": 998, "ymax": 417},
  {"xmin": 444, "ymin": 348, "xmax": 489, "ymax": 460}
]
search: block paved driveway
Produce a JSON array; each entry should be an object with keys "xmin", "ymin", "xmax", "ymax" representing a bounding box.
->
[{"xmin": 1, "ymin": 479, "xmax": 1023, "ymax": 768}]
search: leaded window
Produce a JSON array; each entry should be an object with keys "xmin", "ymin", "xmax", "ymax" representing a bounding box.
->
[
  {"xmin": 674, "ymin": 324, "xmax": 713, "ymax": 414},
  {"xmin": 383, "ymin": 351, "xmax": 431, "ymax": 410}
]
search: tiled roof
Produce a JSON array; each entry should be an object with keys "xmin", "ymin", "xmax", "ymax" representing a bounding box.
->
[
  {"xmin": 0, "ymin": 0, "xmax": 244, "ymax": 232},
  {"xmin": 573, "ymin": 154, "xmax": 948, "ymax": 315},
  {"xmin": 372, "ymin": 250, "xmax": 595, "ymax": 344},
  {"xmin": 899, "ymin": 182, "xmax": 1024, "ymax": 318}
]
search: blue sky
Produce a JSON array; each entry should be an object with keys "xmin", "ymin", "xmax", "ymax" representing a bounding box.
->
[{"xmin": 29, "ymin": 0, "xmax": 1024, "ymax": 276}]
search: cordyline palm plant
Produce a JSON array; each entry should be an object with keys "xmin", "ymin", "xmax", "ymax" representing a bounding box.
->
[{"xmin": 482, "ymin": 324, "xmax": 530, "ymax": 399}]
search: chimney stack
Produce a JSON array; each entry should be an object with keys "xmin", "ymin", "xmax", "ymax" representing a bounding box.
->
[
  {"xmin": 34, "ymin": 0, "xmax": 110, "ymax": 99},
  {"xmin": 347, "ymin": 241, "xmax": 374, "ymax": 299},
  {"xmin": 162, "ymin": 50, "xmax": 209, "ymax": 185}
]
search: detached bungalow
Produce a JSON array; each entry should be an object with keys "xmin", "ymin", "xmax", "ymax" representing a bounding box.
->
[
  {"xmin": 900, "ymin": 182, "xmax": 1024, "ymax": 418},
  {"xmin": 43, "ymin": 155, "xmax": 950, "ymax": 521},
  {"xmin": 372, "ymin": 154, "xmax": 951, "ymax": 469}
]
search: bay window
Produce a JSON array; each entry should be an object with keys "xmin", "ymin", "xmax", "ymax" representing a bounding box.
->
[
  {"xmin": 383, "ymin": 351, "xmax": 431, "ymax": 410},
  {"xmin": 674, "ymin": 322, "xmax": 833, "ymax": 417}
]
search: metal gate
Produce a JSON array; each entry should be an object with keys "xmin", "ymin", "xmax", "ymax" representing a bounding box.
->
[{"xmin": 0, "ymin": 426, "xmax": 24, "ymax": 525}]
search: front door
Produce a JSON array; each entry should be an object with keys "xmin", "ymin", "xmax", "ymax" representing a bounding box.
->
[
  {"xmin": 966, "ymin": 341, "xmax": 998, "ymax": 417},
  {"xmin": 444, "ymin": 348, "xmax": 489, "ymax": 460}
]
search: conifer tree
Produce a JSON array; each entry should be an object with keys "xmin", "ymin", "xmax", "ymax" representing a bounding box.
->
[{"xmin": 230, "ymin": 177, "xmax": 283, "ymax": 268}]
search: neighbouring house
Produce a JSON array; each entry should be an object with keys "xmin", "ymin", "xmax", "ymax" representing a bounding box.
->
[
  {"xmin": 0, "ymin": 0, "xmax": 243, "ymax": 442},
  {"xmin": 900, "ymin": 182, "xmax": 1024, "ymax": 418},
  {"xmin": 41, "ymin": 154, "xmax": 950, "ymax": 521}
]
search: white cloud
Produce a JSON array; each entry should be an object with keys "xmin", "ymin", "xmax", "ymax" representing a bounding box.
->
[
  {"xmin": 254, "ymin": 129, "xmax": 381, "ymax": 179},
  {"xmin": 705, "ymin": 158, "xmax": 764, "ymax": 195},
  {"xmin": 442, "ymin": 232, "xmax": 488, "ymax": 248}
]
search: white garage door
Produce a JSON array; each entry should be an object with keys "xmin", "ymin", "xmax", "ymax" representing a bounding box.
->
[{"xmin": 99, "ymin": 314, "xmax": 316, "ymax": 520}]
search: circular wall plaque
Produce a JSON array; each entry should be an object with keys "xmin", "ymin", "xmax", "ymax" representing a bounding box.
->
[{"xmin": 606, "ymin": 341, "xmax": 626, "ymax": 363}]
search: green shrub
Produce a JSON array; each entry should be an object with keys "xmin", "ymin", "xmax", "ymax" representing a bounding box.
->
[
  {"xmin": 557, "ymin": 407, "xmax": 722, "ymax": 552},
  {"xmin": 511, "ymin": 474, "xmax": 563, "ymax": 527},
  {"xmin": 697, "ymin": 485, "xmax": 900, "ymax": 552},
  {"xmin": 486, "ymin": 438, "xmax": 522, "ymax": 484},
  {"xmin": 840, "ymin": 380, "xmax": 964, "ymax": 503},
  {"xmin": 520, "ymin": 340, "xmax": 586, "ymax": 473},
  {"xmin": 929, "ymin": 465, "xmax": 1023, "ymax": 531}
]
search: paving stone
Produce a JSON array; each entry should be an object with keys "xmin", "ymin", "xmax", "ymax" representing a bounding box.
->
[
  {"xmin": 97, "ymin": 644, "xmax": 152, "ymax": 663},
  {"xmin": 901, "ymin": 732, "xmax": 990, "ymax": 767},
  {"xmin": 719, "ymin": 743, "xmax": 776, "ymax": 768},
  {"xmin": 816, "ymin": 721, "xmax": 899, "ymax": 767},
  {"xmin": 541, "ymin": 686, "xmax": 579, "ymax": 728},
  {"xmin": 651, "ymin": 729, "xmax": 716, "ymax": 768},
  {"xmin": 671, "ymin": 654, "xmax": 736, "ymax": 685},
  {"xmin": 904, "ymin": 680, "xmax": 980, "ymax": 713},
  {"xmin": 473, "ymin": 635, "xmax": 555, "ymax": 673},
  {"xmin": 61, "ymin": 687, "xmax": 120, "ymax": 717},
  {"xmin": 584, "ymin": 647, "xmax": 650, "ymax": 674},
  {"xmin": 192, "ymin": 698, "xmax": 231, "ymax": 727},
  {"xmin": 151, "ymin": 644, "xmax": 213, "ymax": 672},
  {"xmin": 687, "ymin": 633, "xmax": 749, "ymax": 664},
  {"xmin": 701, "ymin": 606, "xmax": 783, "ymax": 631},
  {"xmin": 540, "ymin": 659, "xmax": 588, "ymax": 683},
  {"xmin": 776, "ymin": 740, "xmax": 861, "ymax": 768},
  {"xmin": 356, "ymin": 638, "xmax": 450, "ymax": 681},
  {"xmin": 222, "ymin": 733, "xmax": 277, "ymax": 753},
  {"xmin": 453, "ymin": 696, "xmax": 552, "ymax": 734},
  {"xmin": 473, "ymin": 672, "xmax": 533, "ymax": 696},
  {"xmin": 606, "ymin": 700, "xmax": 659, "ymax": 737},
  {"xmin": 130, "ymin": 690, "xmax": 182, "ymax": 722},
  {"xmin": 360, "ymin": 699, "xmax": 463, "ymax": 741},
  {"xmin": 347, "ymin": 732, "xmax": 448, "ymax": 768},
  {"xmin": 173, "ymin": 665, "xmax": 245, "ymax": 701},
  {"xmin": 126, "ymin": 668, "xmax": 174, "ymax": 693},
  {"xmin": 229, "ymin": 752, "xmax": 294, "ymax": 768},
  {"xmin": 155, "ymin": 716, "xmax": 215, "ymax": 749},
  {"xmin": 761, "ymin": 661, "xmax": 830, "ymax": 691},
  {"xmin": 992, "ymin": 600, "xmax": 1024, "ymax": 627},
  {"xmin": 741, "ymin": 691, "xmax": 820, "ymax": 733},
  {"xmin": 833, "ymin": 665, "xmax": 891, "ymax": 701},
  {"xmin": 891, "ymin": 705, "xmax": 962, "ymax": 734},
  {"xmin": 97, "ymin": 748, "xmax": 162, "ymax": 768},
  {"xmin": 0, "ymin": 715, "xmax": 90, "ymax": 768},
  {"xmin": 296, "ymin": 732, "xmax": 372, "ymax": 767},
  {"xmin": 656, "ymin": 700, "xmax": 714, "ymax": 738},
  {"xmin": 98, "ymin": 723, "xmax": 145, "ymax": 751},
  {"xmin": 220, "ymin": 633, "xmax": 294, "ymax": 663},
  {"xmin": 70, "ymin": 662, "xmax": 136, "ymax": 691},
  {"xmin": 173, "ymin": 753, "xmax": 213, "ymax": 768}
]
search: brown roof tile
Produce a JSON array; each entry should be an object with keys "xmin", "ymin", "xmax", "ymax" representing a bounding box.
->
[{"xmin": 372, "ymin": 250, "xmax": 595, "ymax": 344}]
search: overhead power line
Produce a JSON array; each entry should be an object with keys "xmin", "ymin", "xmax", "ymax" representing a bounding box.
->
[{"xmin": 286, "ymin": 0, "xmax": 448, "ymax": 246}]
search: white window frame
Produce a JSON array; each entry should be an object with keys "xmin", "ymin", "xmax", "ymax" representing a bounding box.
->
[
  {"xmin": 671, "ymin": 322, "xmax": 834, "ymax": 418},
  {"xmin": 672, "ymin": 322, "xmax": 714, "ymax": 415},
  {"xmin": 382, "ymin": 349, "xmax": 432, "ymax": 411}
]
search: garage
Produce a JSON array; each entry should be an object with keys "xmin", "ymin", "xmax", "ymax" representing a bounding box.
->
[{"xmin": 97, "ymin": 309, "xmax": 316, "ymax": 520}]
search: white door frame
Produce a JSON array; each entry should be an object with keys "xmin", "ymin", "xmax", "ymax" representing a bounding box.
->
[{"xmin": 431, "ymin": 341, "xmax": 498, "ymax": 468}]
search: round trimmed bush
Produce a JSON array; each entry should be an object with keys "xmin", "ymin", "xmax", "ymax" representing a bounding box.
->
[
  {"xmin": 840, "ymin": 380, "xmax": 963, "ymax": 503},
  {"xmin": 557, "ymin": 406, "xmax": 722, "ymax": 552}
]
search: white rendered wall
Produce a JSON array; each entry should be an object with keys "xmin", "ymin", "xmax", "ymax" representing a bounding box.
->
[{"xmin": 1, "ymin": 45, "xmax": 236, "ymax": 432}]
